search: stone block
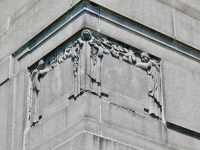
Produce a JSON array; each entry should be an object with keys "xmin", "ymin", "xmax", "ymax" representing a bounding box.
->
[
  {"xmin": 84, "ymin": 119, "xmax": 101, "ymax": 135},
  {"xmin": 0, "ymin": 56, "xmax": 11, "ymax": 85},
  {"xmin": 16, "ymin": 49, "xmax": 30, "ymax": 74},
  {"xmin": 29, "ymin": 101, "xmax": 84, "ymax": 149},
  {"xmin": 101, "ymin": 54, "xmax": 148, "ymax": 108},
  {"xmin": 98, "ymin": 15, "xmax": 142, "ymax": 52},
  {"xmin": 29, "ymin": 108, "xmax": 66, "ymax": 149},
  {"xmin": 163, "ymin": 60, "xmax": 200, "ymax": 133},
  {"xmin": 0, "ymin": 17, "xmax": 7, "ymax": 35},
  {"xmin": 1, "ymin": 1, "xmax": 200, "ymax": 150},
  {"xmin": 9, "ymin": 0, "xmax": 41, "ymax": 26},
  {"xmin": 157, "ymin": 0, "xmax": 200, "ymax": 21},
  {"xmin": 31, "ymin": 118, "xmax": 101, "ymax": 150},
  {"xmin": 175, "ymin": 11, "xmax": 200, "ymax": 50},
  {"xmin": 101, "ymin": 124, "xmax": 175, "ymax": 150},
  {"xmin": 30, "ymin": 119, "xmax": 85, "ymax": 150},
  {"xmin": 167, "ymin": 124, "xmax": 200, "ymax": 150},
  {"xmin": 54, "ymin": 141, "xmax": 71, "ymax": 150},
  {"xmin": 0, "ymin": 0, "xmax": 81, "ymax": 62},
  {"xmin": 39, "ymin": 58, "xmax": 74, "ymax": 114},
  {"xmin": 0, "ymin": 81, "xmax": 9, "ymax": 150},
  {"xmin": 12, "ymin": 69, "xmax": 29, "ymax": 150},
  {"xmin": 76, "ymin": 132, "xmax": 140, "ymax": 150},
  {"xmin": 54, "ymin": 132, "xmax": 140, "ymax": 150},
  {"xmin": 42, "ymin": 92, "xmax": 73, "ymax": 121},
  {"xmin": 101, "ymin": 101, "xmax": 167, "ymax": 144},
  {"xmin": 66, "ymin": 93, "xmax": 101, "ymax": 124},
  {"xmin": 90, "ymin": 0, "xmax": 174, "ymax": 37},
  {"xmin": 5, "ymin": 76, "xmax": 15, "ymax": 150},
  {"xmin": 29, "ymin": 94, "xmax": 100, "ymax": 149},
  {"xmin": 108, "ymin": 91, "xmax": 145, "ymax": 115}
]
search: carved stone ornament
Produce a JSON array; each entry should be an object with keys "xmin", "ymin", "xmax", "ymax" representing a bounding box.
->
[
  {"xmin": 30, "ymin": 60, "xmax": 51, "ymax": 126},
  {"xmin": 30, "ymin": 29, "xmax": 162, "ymax": 126}
]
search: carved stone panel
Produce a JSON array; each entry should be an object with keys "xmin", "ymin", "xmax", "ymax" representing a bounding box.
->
[
  {"xmin": 29, "ymin": 29, "xmax": 162, "ymax": 126},
  {"xmin": 39, "ymin": 58, "xmax": 74, "ymax": 116},
  {"xmin": 101, "ymin": 54, "xmax": 149, "ymax": 113}
]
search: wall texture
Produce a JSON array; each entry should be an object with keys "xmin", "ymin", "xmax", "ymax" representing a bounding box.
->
[{"xmin": 0, "ymin": 0, "xmax": 200, "ymax": 150}]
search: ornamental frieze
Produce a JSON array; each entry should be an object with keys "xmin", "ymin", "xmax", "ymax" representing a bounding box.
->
[{"xmin": 30, "ymin": 29, "xmax": 162, "ymax": 126}]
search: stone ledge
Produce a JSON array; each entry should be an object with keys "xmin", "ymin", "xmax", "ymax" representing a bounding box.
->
[
  {"xmin": 0, "ymin": 56, "xmax": 11, "ymax": 85},
  {"xmin": 0, "ymin": 0, "xmax": 81, "ymax": 62},
  {"xmin": 27, "ymin": 92, "xmax": 200, "ymax": 150},
  {"xmin": 1, "ymin": 1, "xmax": 200, "ymax": 64},
  {"xmin": 9, "ymin": 2, "xmax": 200, "ymax": 76},
  {"xmin": 55, "ymin": 132, "xmax": 141, "ymax": 150}
]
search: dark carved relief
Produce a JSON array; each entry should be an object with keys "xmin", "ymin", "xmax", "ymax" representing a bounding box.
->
[{"xmin": 30, "ymin": 29, "xmax": 162, "ymax": 126}]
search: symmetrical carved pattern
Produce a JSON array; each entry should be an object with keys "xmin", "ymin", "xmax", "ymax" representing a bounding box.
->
[{"xmin": 30, "ymin": 29, "xmax": 162, "ymax": 126}]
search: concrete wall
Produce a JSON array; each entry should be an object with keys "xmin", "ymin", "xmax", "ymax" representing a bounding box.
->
[{"xmin": 0, "ymin": 0, "xmax": 200, "ymax": 150}]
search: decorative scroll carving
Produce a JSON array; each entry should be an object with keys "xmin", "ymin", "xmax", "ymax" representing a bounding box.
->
[
  {"xmin": 30, "ymin": 60, "xmax": 51, "ymax": 126},
  {"xmin": 30, "ymin": 29, "xmax": 162, "ymax": 125}
]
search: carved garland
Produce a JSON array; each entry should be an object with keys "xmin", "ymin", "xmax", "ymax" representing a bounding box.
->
[{"xmin": 30, "ymin": 29, "xmax": 162, "ymax": 126}]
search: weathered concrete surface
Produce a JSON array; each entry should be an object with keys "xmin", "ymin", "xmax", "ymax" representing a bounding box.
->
[
  {"xmin": 0, "ymin": 81, "xmax": 9, "ymax": 150},
  {"xmin": 28, "ymin": 94, "xmax": 101, "ymax": 150},
  {"xmin": 101, "ymin": 54, "xmax": 149, "ymax": 113},
  {"xmin": 10, "ymin": 3, "xmax": 200, "ymax": 75},
  {"xmin": 163, "ymin": 60, "xmax": 200, "ymax": 133},
  {"xmin": 27, "ymin": 93, "xmax": 200, "ymax": 150},
  {"xmin": 11, "ymin": 69, "xmax": 29, "ymax": 150},
  {"xmin": 91, "ymin": 0, "xmax": 175, "ymax": 37},
  {"xmin": 0, "ymin": 0, "xmax": 41, "ymax": 34},
  {"xmin": 1, "ymin": 0, "xmax": 200, "ymax": 63},
  {"xmin": 0, "ymin": 56, "xmax": 11, "ymax": 84},
  {"xmin": 90, "ymin": 0, "xmax": 200, "ymax": 51},
  {"xmin": 157, "ymin": 0, "xmax": 200, "ymax": 21},
  {"xmin": 0, "ymin": 0, "xmax": 81, "ymax": 62},
  {"xmin": 1, "ymin": 1, "xmax": 200, "ymax": 150}
]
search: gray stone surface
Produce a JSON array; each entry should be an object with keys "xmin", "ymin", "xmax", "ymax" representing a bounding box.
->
[
  {"xmin": 0, "ymin": 0, "xmax": 81, "ymax": 62},
  {"xmin": 101, "ymin": 124, "xmax": 176, "ymax": 150},
  {"xmin": 76, "ymin": 133, "xmax": 140, "ymax": 150},
  {"xmin": 1, "ymin": 1, "xmax": 200, "ymax": 150},
  {"xmin": 102, "ymin": 54, "xmax": 148, "ymax": 108},
  {"xmin": 0, "ymin": 56, "xmax": 11, "ymax": 84},
  {"xmin": 28, "ymin": 93, "xmax": 100, "ymax": 149},
  {"xmin": 5, "ymin": 75, "xmax": 15, "ymax": 150},
  {"xmin": 163, "ymin": 60, "xmax": 200, "ymax": 133},
  {"xmin": 98, "ymin": 11, "xmax": 200, "ymax": 74},
  {"xmin": 8, "ymin": 2, "xmax": 200, "ymax": 74},
  {"xmin": 39, "ymin": 58, "xmax": 73, "ymax": 113},
  {"xmin": 31, "ymin": 118, "xmax": 101, "ymax": 150},
  {"xmin": 175, "ymin": 11, "xmax": 200, "ymax": 50},
  {"xmin": 12, "ymin": 69, "xmax": 29, "ymax": 150},
  {"xmin": 157, "ymin": 0, "xmax": 200, "ymax": 21},
  {"xmin": 91, "ymin": 0, "xmax": 174, "ymax": 37},
  {"xmin": 167, "ymin": 124, "xmax": 200, "ymax": 150},
  {"xmin": 101, "ymin": 101, "xmax": 167, "ymax": 144},
  {"xmin": 0, "ymin": 81, "xmax": 9, "ymax": 150},
  {"xmin": 31, "ymin": 119, "xmax": 86, "ymax": 150}
]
